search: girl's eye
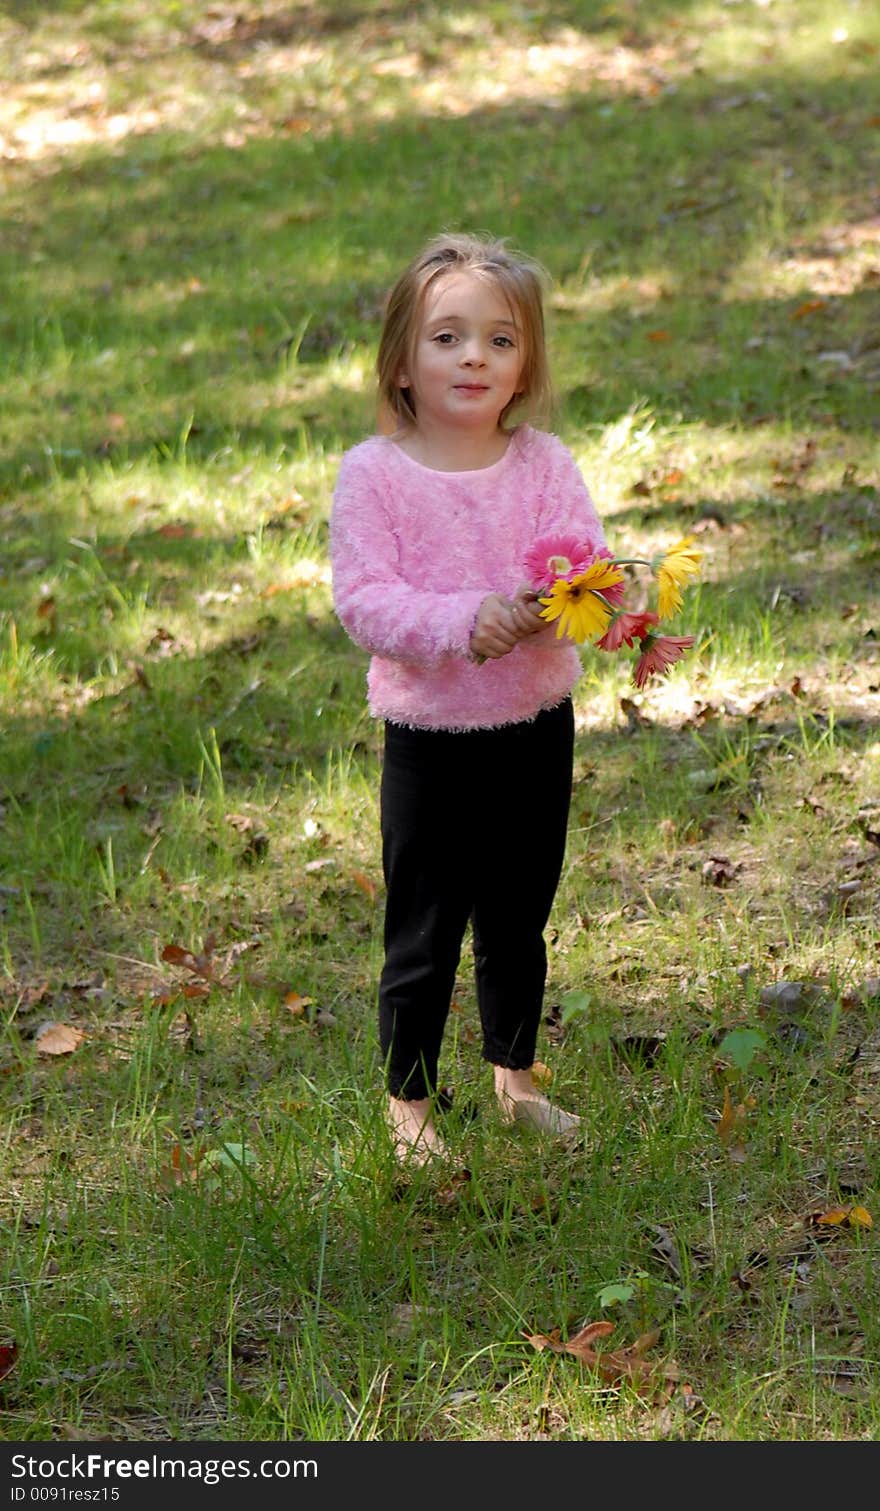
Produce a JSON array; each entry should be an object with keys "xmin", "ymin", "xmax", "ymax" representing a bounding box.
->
[
  {"xmin": 433, "ymin": 332, "xmax": 456, "ymax": 344},
  {"xmin": 493, "ymin": 335, "xmax": 515, "ymax": 348}
]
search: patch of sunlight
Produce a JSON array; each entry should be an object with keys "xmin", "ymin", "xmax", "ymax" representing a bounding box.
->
[
  {"xmin": 261, "ymin": 558, "xmax": 331, "ymax": 592},
  {"xmin": 5, "ymin": 3, "xmax": 876, "ymax": 164},
  {"xmin": 552, "ymin": 270, "xmax": 679, "ymax": 318},
  {"xmin": 693, "ymin": 0, "xmax": 880, "ymax": 82},
  {"xmin": 259, "ymin": 353, "xmax": 369, "ymax": 412},
  {"xmin": 0, "ymin": 16, "xmax": 699, "ymax": 163},
  {"xmin": 725, "ymin": 219, "xmax": 880, "ymax": 304},
  {"xmin": 573, "ymin": 662, "xmax": 711, "ymax": 733}
]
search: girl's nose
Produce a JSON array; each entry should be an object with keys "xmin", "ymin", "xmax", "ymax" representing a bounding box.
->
[{"xmin": 461, "ymin": 341, "xmax": 486, "ymax": 365}]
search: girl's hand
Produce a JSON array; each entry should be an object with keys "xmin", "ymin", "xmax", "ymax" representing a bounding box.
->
[
  {"xmin": 510, "ymin": 582, "xmax": 547, "ymax": 639},
  {"xmin": 470, "ymin": 594, "xmax": 519, "ymax": 660}
]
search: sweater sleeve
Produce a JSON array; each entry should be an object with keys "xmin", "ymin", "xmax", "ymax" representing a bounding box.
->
[
  {"xmin": 330, "ymin": 449, "xmax": 489, "ymax": 667},
  {"xmin": 537, "ymin": 435, "xmax": 608, "ymax": 554}
]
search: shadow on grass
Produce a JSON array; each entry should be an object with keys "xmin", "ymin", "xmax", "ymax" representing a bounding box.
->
[
  {"xmin": 2, "ymin": 3, "xmax": 877, "ymax": 980},
  {"xmin": 2, "ymin": 54, "xmax": 877, "ymax": 493},
  {"xmin": 1, "ymin": 0, "xmax": 722, "ymax": 44},
  {"xmin": 0, "ymin": 564, "xmax": 876, "ymax": 974}
]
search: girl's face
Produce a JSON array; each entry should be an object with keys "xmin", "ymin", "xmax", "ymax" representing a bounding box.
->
[{"xmin": 399, "ymin": 270, "xmax": 524, "ymax": 432}]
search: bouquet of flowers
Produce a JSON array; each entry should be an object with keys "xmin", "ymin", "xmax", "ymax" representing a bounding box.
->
[{"xmin": 523, "ymin": 534, "xmax": 702, "ymax": 688}]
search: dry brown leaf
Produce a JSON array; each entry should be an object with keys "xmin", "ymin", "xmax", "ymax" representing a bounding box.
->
[
  {"xmin": 531, "ymin": 1061, "xmax": 553, "ymax": 1089},
  {"xmin": 160, "ymin": 1142, "xmax": 205, "ymax": 1187},
  {"xmin": 526, "ymin": 1321, "xmax": 612, "ymax": 1356},
  {"xmin": 813, "ymin": 1207, "xmax": 851, "ymax": 1227},
  {"xmin": 284, "ymin": 992, "xmax": 313, "ymax": 1017},
  {"xmin": 35, "ymin": 1023, "xmax": 85, "ymax": 1056},
  {"xmin": 351, "ymin": 871, "xmax": 378, "ymax": 902},
  {"xmin": 791, "ymin": 299, "xmax": 826, "ymax": 319},
  {"xmin": 526, "ymin": 1320, "xmax": 675, "ymax": 1395},
  {"xmin": 160, "ymin": 941, "xmax": 229, "ymax": 987},
  {"xmin": 809, "ymin": 1205, "xmax": 873, "ymax": 1230},
  {"xmin": 717, "ymin": 1085, "xmax": 748, "ymax": 1156}
]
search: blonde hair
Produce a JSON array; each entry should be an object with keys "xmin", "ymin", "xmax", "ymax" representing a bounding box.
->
[{"xmin": 376, "ymin": 232, "xmax": 553, "ymax": 431}]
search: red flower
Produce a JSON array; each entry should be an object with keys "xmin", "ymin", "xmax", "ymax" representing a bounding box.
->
[
  {"xmin": 633, "ymin": 634, "xmax": 695, "ymax": 688},
  {"xmin": 596, "ymin": 610, "xmax": 659, "ymax": 652}
]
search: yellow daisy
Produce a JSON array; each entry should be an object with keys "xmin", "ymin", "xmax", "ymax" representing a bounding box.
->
[
  {"xmin": 655, "ymin": 536, "xmax": 702, "ymax": 619},
  {"xmin": 539, "ymin": 560, "xmax": 622, "ymax": 643}
]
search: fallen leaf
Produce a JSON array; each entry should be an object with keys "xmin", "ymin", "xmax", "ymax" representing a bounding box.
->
[
  {"xmin": 284, "ymin": 992, "xmax": 313, "ymax": 1017},
  {"xmin": 791, "ymin": 299, "xmax": 826, "ymax": 319},
  {"xmin": 526, "ymin": 1320, "xmax": 675, "ymax": 1394},
  {"xmin": 531, "ymin": 1061, "xmax": 553, "ymax": 1089},
  {"xmin": 812, "ymin": 1206, "xmax": 849, "ymax": 1227},
  {"xmin": 717, "ymin": 1085, "xmax": 748, "ymax": 1157},
  {"xmin": 526, "ymin": 1320, "xmax": 613, "ymax": 1356},
  {"xmin": 35, "ymin": 1023, "xmax": 85, "ymax": 1056},
  {"xmin": 646, "ymin": 329, "xmax": 671, "ymax": 342},
  {"xmin": 0, "ymin": 1342, "xmax": 18, "ymax": 1382},
  {"xmin": 351, "ymin": 871, "xmax": 378, "ymax": 902},
  {"xmin": 809, "ymin": 1205, "xmax": 873, "ymax": 1230},
  {"xmin": 160, "ymin": 1142, "xmax": 205, "ymax": 1186},
  {"xmin": 160, "ymin": 941, "xmax": 229, "ymax": 987}
]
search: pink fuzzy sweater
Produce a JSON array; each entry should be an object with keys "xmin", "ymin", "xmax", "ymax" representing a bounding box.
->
[{"xmin": 330, "ymin": 425, "xmax": 608, "ymax": 730}]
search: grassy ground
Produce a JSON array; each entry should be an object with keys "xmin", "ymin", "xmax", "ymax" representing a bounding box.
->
[{"xmin": 1, "ymin": 0, "xmax": 879, "ymax": 1442}]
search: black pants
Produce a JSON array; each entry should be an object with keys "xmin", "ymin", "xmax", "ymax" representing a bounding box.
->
[{"xmin": 378, "ymin": 698, "xmax": 575, "ymax": 1100}]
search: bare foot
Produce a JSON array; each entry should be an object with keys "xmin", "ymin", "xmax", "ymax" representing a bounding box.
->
[
  {"xmin": 387, "ymin": 1096, "xmax": 447, "ymax": 1166},
  {"xmin": 493, "ymin": 1066, "xmax": 583, "ymax": 1136}
]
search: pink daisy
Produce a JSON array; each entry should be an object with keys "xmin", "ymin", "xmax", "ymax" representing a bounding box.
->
[{"xmin": 524, "ymin": 535, "xmax": 596, "ymax": 593}]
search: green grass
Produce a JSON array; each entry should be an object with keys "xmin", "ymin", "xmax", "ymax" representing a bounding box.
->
[{"xmin": 1, "ymin": 0, "xmax": 879, "ymax": 1443}]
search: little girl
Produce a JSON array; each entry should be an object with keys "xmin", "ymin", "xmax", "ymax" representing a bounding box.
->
[{"xmin": 330, "ymin": 232, "xmax": 610, "ymax": 1164}]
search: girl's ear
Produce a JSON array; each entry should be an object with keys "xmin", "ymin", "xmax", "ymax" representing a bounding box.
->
[{"xmin": 397, "ymin": 373, "xmax": 410, "ymax": 389}]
